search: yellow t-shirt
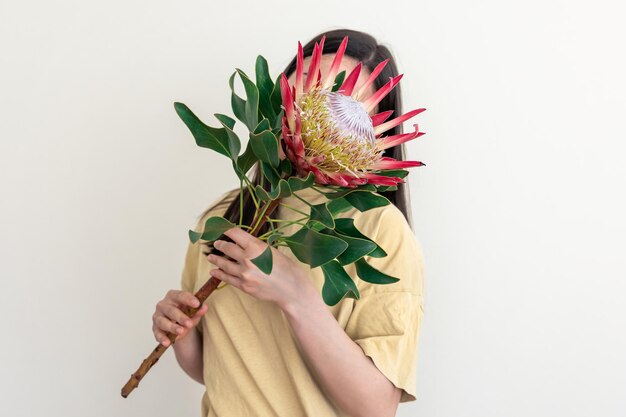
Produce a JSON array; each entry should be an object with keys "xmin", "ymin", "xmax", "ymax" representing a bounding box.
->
[{"xmin": 181, "ymin": 185, "xmax": 425, "ymax": 417}]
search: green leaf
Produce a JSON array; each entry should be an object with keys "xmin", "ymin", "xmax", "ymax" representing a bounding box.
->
[
  {"xmin": 267, "ymin": 179, "xmax": 292, "ymax": 199},
  {"xmin": 228, "ymin": 70, "xmax": 260, "ymax": 131},
  {"xmin": 272, "ymin": 109, "xmax": 284, "ymax": 131},
  {"xmin": 253, "ymin": 118, "xmax": 271, "ymax": 134},
  {"xmin": 188, "ymin": 216, "xmax": 236, "ymax": 243},
  {"xmin": 280, "ymin": 158, "xmax": 293, "ymax": 176},
  {"xmin": 255, "ymin": 55, "xmax": 276, "ymax": 120},
  {"xmin": 344, "ymin": 191, "xmax": 390, "ymax": 212},
  {"xmin": 334, "ymin": 218, "xmax": 387, "ymax": 258},
  {"xmin": 308, "ymin": 203, "xmax": 335, "ymax": 229},
  {"xmin": 287, "ymin": 171, "xmax": 315, "ymax": 192},
  {"xmin": 320, "ymin": 260, "xmax": 360, "ymax": 306},
  {"xmin": 255, "ymin": 184, "xmax": 271, "ymax": 202},
  {"xmin": 261, "ymin": 162, "xmax": 280, "ymax": 188},
  {"xmin": 284, "ymin": 227, "xmax": 348, "ymax": 268},
  {"xmin": 235, "ymin": 141, "xmax": 257, "ymax": 178},
  {"xmin": 376, "ymin": 169, "xmax": 409, "ymax": 179},
  {"xmin": 228, "ymin": 72, "xmax": 248, "ymax": 129},
  {"xmin": 331, "ymin": 70, "xmax": 346, "ymax": 92},
  {"xmin": 267, "ymin": 232, "xmax": 283, "ymax": 246},
  {"xmin": 214, "ymin": 115, "xmax": 241, "ymax": 158},
  {"xmin": 250, "ymin": 245, "xmax": 273, "ymax": 274},
  {"xmin": 174, "ymin": 102, "xmax": 236, "ymax": 160},
  {"xmin": 270, "ymin": 74, "xmax": 283, "ymax": 116},
  {"xmin": 322, "ymin": 184, "xmax": 377, "ymax": 199},
  {"xmin": 249, "ymin": 130, "xmax": 280, "ymax": 168},
  {"xmin": 354, "ymin": 258, "xmax": 399, "ymax": 284},
  {"xmin": 236, "ymin": 69, "xmax": 259, "ymax": 130},
  {"xmin": 318, "ymin": 228, "xmax": 376, "ymax": 265},
  {"xmin": 326, "ymin": 197, "xmax": 352, "ymax": 216},
  {"xmin": 214, "ymin": 113, "xmax": 236, "ymax": 130},
  {"xmin": 375, "ymin": 185, "xmax": 398, "ymax": 193}
]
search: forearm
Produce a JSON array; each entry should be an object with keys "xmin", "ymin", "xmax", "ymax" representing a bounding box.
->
[
  {"xmin": 173, "ymin": 327, "xmax": 204, "ymax": 384},
  {"xmin": 281, "ymin": 290, "xmax": 400, "ymax": 417}
]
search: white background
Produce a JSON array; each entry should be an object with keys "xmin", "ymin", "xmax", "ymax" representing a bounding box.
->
[{"xmin": 1, "ymin": 1, "xmax": 625, "ymax": 416}]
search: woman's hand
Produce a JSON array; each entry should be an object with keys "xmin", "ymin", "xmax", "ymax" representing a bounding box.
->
[
  {"xmin": 152, "ymin": 290, "xmax": 209, "ymax": 347},
  {"xmin": 207, "ymin": 227, "xmax": 319, "ymax": 311}
]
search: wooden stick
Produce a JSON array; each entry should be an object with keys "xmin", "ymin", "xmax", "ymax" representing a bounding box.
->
[{"xmin": 121, "ymin": 198, "xmax": 281, "ymax": 398}]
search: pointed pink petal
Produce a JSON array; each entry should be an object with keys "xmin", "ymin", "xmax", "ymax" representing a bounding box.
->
[
  {"xmin": 370, "ymin": 110, "xmax": 394, "ymax": 127},
  {"xmin": 280, "ymin": 74, "xmax": 295, "ymax": 132},
  {"xmin": 361, "ymin": 172, "xmax": 403, "ymax": 186},
  {"xmin": 362, "ymin": 74, "xmax": 403, "ymax": 113},
  {"xmin": 326, "ymin": 171, "xmax": 351, "ymax": 187},
  {"xmin": 322, "ymin": 36, "xmax": 349, "ymax": 90},
  {"xmin": 304, "ymin": 43, "xmax": 321, "ymax": 92},
  {"xmin": 295, "ymin": 42, "xmax": 304, "ymax": 99},
  {"xmin": 371, "ymin": 156, "xmax": 425, "ymax": 170},
  {"xmin": 355, "ymin": 58, "xmax": 389, "ymax": 99},
  {"xmin": 339, "ymin": 62, "xmax": 362, "ymax": 96},
  {"xmin": 376, "ymin": 124, "xmax": 425, "ymax": 150},
  {"xmin": 307, "ymin": 165, "xmax": 331, "ymax": 185},
  {"xmin": 374, "ymin": 108, "xmax": 426, "ymax": 135}
]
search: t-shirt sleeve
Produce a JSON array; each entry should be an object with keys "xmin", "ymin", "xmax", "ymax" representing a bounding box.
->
[
  {"xmin": 344, "ymin": 205, "xmax": 425, "ymax": 403},
  {"xmin": 179, "ymin": 189, "xmax": 239, "ymax": 332},
  {"xmin": 180, "ymin": 216, "xmax": 203, "ymax": 294}
]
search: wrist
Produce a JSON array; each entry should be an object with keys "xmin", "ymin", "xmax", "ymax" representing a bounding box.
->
[{"xmin": 280, "ymin": 284, "xmax": 324, "ymax": 321}]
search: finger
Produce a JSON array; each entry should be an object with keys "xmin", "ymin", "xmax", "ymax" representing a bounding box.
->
[
  {"xmin": 208, "ymin": 254, "xmax": 243, "ymax": 277},
  {"xmin": 190, "ymin": 304, "xmax": 208, "ymax": 324},
  {"xmin": 169, "ymin": 290, "xmax": 200, "ymax": 308},
  {"xmin": 210, "ymin": 268, "xmax": 241, "ymax": 289},
  {"xmin": 223, "ymin": 227, "xmax": 254, "ymax": 250},
  {"xmin": 155, "ymin": 315, "xmax": 186, "ymax": 336},
  {"xmin": 153, "ymin": 326, "xmax": 171, "ymax": 346},
  {"xmin": 164, "ymin": 304, "xmax": 194, "ymax": 328},
  {"xmin": 213, "ymin": 239, "xmax": 246, "ymax": 262}
]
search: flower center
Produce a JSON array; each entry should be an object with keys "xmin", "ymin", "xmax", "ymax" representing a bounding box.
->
[{"xmin": 297, "ymin": 87, "xmax": 382, "ymax": 176}]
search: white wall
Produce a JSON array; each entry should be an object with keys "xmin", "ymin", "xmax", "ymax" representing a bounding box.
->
[{"xmin": 1, "ymin": 1, "xmax": 624, "ymax": 416}]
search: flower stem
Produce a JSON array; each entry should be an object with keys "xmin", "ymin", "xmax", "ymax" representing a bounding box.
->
[{"xmin": 279, "ymin": 202, "xmax": 310, "ymax": 217}]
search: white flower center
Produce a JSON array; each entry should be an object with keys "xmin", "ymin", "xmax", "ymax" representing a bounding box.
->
[{"xmin": 326, "ymin": 92, "xmax": 376, "ymax": 147}]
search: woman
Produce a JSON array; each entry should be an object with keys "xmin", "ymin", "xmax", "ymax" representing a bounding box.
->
[{"xmin": 152, "ymin": 29, "xmax": 425, "ymax": 417}]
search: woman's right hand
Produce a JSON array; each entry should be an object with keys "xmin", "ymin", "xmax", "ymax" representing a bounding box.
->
[{"xmin": 152, "ymin": 289, "xmax": 209, "ymax": 347}]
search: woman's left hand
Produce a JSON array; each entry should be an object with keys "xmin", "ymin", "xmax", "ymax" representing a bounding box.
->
[{"xmin": 207, "ymin": 227, "xmax": 319, "ymax": 311}]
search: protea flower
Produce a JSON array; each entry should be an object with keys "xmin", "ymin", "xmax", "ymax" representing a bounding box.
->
[{"xmin": 279, "ymin": 35, "xmax": 426, "ymax": 188}]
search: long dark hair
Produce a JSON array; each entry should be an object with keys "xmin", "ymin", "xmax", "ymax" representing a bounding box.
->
[{"xmin": 201, "ymin": 29, "xmax": 414, "ymax": 255}]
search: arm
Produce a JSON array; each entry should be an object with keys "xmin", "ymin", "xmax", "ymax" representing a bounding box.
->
[
  {"xmin": 152, "ymin": 289, "xmax": 208, "ymax": 385},
  {"xmin": 207, "ymin": 228, "xmax": 404, "ymax": 417},
  {"xmin": 173, "ymin": 326, "xmax": 204, "ymax": 384},
  {"xmin": 281, "ymin": 288, "xmax": 402, "ymax": 417}
]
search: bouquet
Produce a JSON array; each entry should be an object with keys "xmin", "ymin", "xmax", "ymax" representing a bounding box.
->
[{"xmin": 121, "ymin": 35, "xmax": 426, "ymax": 398}]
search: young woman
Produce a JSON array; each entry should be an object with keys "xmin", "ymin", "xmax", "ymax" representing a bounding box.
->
[{"xmin": 152, "ymin": 29, "xmax": 425, "ymax": 417}]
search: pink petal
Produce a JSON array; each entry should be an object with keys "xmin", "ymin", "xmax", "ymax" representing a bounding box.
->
[
  {"xmin": 370, "ymin": 110, "xmax": 394, "ymax": 127},
  {"xmin": 339, "ymin": 62, "xmax": 362, "ymax": 96},
  {"xmin": 327, "ymin": 171, "xmax": 351, "ymax": 187},
  {"xmin": 280, "ymin": 74, "xmax": 295, "ymax": 132},
  {"xmin": 371, "ymin": 156, "xmax": 425, "ymax": 170},
  {"xmin": 322, "ymin": 36, "xmax": 348, "ymax": 90},
  {"xmin": 362, "ymin": 74, "xmax": 403, "ymax": 113},
  {"xmin": 376, "ymin": 124, "xmax": 425, "ymax": 150},
  {"xmin": 361, "ymin": 172, "xmax": 403, "ymax": 186},
  {"xmin": 304, "ymin": 36, "xmax": 325, "ymax": 92},
  {"xmin": 295, "ymin": 41, "xmax": 304, "ymax": 99},
  {"xmin": 304, "ymin": 43, "xmax": 321, "ymax": 92},
  {"xmin": 374, "ymin": 108, "xmax": 426, "ymax": 135},
  {"xmin": 355, "ymin": 58, "xmax": 389, "ymax": 99}
]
